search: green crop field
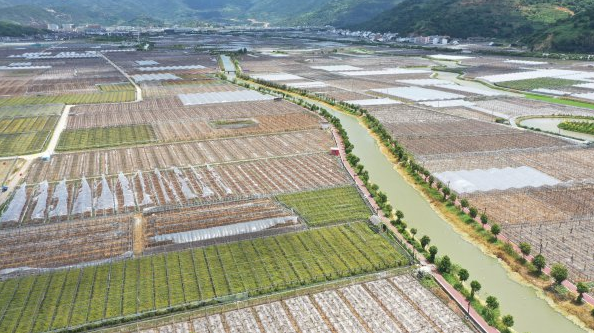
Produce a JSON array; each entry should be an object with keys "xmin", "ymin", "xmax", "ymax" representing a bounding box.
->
[
  {"xmin": 0, "ymin": 132, "xmax": 51, "ymax": 157},
  {"xmin": 0, "ymin": 91, "xmax": 135, "ymax": 107},
  {"xmin": 97, "ymin": 83, "xmax": 136, "ymax": 92},
  {"xmin": 497, "ymin": 77, "xmax": 580, "ymax": 91},
  {"xmin": 277, "ymin": 186, "xmax": 372, "ymax": 226},
  {"xmin": 558, "ymin": 120, "xmax": 594, "ymax": 135},
  {"xmin": 0, "ymin": 116, "xmax": 59, "ymax": 157},
  {"xmin": 0, "ymin": 104, "xmax": 64, "ymax": 118},
  {"xmin": 56, "ymin": 124, "xmax": 158, "ymax": 151},
  {"xmin": 0, "ymin": 222, "xmax": 407, "ymax": 333}
]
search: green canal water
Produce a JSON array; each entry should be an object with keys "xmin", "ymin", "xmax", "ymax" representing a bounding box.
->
[{"xmin": 328, "ymin": 108, "xmax": 588, "ymax": 333}]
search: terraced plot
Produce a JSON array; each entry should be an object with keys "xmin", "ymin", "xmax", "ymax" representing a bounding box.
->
[
  {"xmin": 0, "ymin": 222, "xmax": 407, "ymax": 333},
  {"xmin": 277, "ymin": 186, "xmax": 372, "ymax": 226}
]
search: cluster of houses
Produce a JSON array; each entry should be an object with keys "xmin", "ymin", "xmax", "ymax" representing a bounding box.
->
[{"xmin": 330, "ymin": 28, "xmax": 457, "ymax": 45}]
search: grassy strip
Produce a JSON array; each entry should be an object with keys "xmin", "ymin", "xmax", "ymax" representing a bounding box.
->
[
  {"xmin": 525, "ymin": 93, "xmax": 594, "ymax": 110},
  {"xmin": 0, "ymin": 222, "xmax": 406, "ymax": 333},
  {"xmin": 56, "ymin": 124, "xmax": 158, "ymax": 151},
  {"xmin": 276, "ymin": 186, "xmax": 371, "ymax": 226}
]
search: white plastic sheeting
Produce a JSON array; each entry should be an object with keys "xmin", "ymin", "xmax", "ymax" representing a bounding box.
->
[
  {"xmin": 252, "ymin": 73, "xmax": 304, "ymax": 81},
  {"xmin": 72, "ymin": 176, "xmax": 92, "ymax": 215},
  {"xmin": 0, "ymin": 183, "xmax": 27, "ymax": 223},
  {"xmin": 0, "ymin": 66, "xmax": 52, "ymax": 70},
  {"xmin": 154, "ymin": 168, "xmax": 172, "ymax": 204},
  {"xmin": 437, "ymin": 84, "xmax": 504, "ymax": 96},
  {"xmin": 346, "ymin": 98, "xmax": 402, "ymax": 106},
  {"xmin": 191, "ymin": 167, "xmax": 214, "ymax": 197},
  {"xmin": 371, "ymin": 86, "xmax": 464, "ymax": 101},
  {"xmin": 572, "ymin": 92, "xmax": 594, "ymax": 101},
  {"xmin": 435, "ymin": 166, "xmax": 561, "ymax": 194},
  {"xmin": 478, "ymin": 69, "xmax": 587, "ymax": 83},
  {"xmin": 178, "ymin": 90, "xmax": 275, "ymax": 106},
  {"xmin": 504, "ymin": 60, "xmax": 547, "ymax": 65},
  {"xmin": 138, "ymin": 65, "xmax": 205, "ymax": 71},
  {"xmin": 532, "ymin": 88, "xmax": 569, "ymax": 96},
  {"xmin": 137, "ymin": 171, "xmax": 153, "ymax": 206},
  {"xmin": 339, "ymin": 68, "xmax": 430, "ymax": 76},
  {"xmin": 396, "ymin": 79, "xmax": 453, "ymax": 86},
  {"xmin": 118, "ymin": 172, "xmax": 136, "ymax": 208},
  {"xmin": 135, "ymin": 60, "xmax": 159, "ymax": 66},
  {"xmin": 285, "ymin": 81, "xmax": 328, "ymax": 88},
  {"xmin": 420, "ymin": 100, "xmax": 475, "ymax": 108},
  {"xmin": 311, "ymin": 65, "xmax": 362, "ymax": 71},
  {"xmin": 174, "ymin": 167, "xmax": 198, "ymax": 200},
  {"xmin": 31, "ymin": 181, "xmax": 49, "ymax": 220},
  {"xmin": 48, "ymin": 180, "xmax": 68, "ymax": 218},
  {"xmin": 207, "ymin": 165, "xmax": 232, "ymax": 195},
  {"xmin": 154, "ymin": 216, "xmax": 298, "ymax": 244},
  {"xmin": 574, "ymin": 82, "xmax": 594, "ymax": 90},
  {"xmin": 428, "ymin": 54, "xmax": 474, "ymax": 60},
  {"xmin": 133, "ymin": 73, "xmax": 181, "ymax": 82},
  {"xmin": 95, "ymin": 175, "xmax": 114, "ymax": 211}
]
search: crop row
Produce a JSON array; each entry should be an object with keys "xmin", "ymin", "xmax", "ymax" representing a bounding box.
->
[
  {"xmin": 0, "ymin": 222, "xmax": 406, "ymax": 333},
  {"xmin": 0, "ymin": 91, "xmax": 135, "ymax": 107},
  {"xmin": 56, "ymin": 124, "xmax": 158, "ymax": 151},
  {"xmin": 0, "ymin": 132, "xmax": 51, "ymax": 157},
  {"xmin": 277, "ymin": 186, "xmax": 372, "ymax": 226},
  {"xmin": 0, "ymin": 116, "xmax": 59, "ymax": 135}
]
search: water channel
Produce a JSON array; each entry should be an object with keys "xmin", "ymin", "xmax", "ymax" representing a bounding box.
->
[{"xmin": 327, "ymin": 109, "xmax": 588, "ymax": 333}]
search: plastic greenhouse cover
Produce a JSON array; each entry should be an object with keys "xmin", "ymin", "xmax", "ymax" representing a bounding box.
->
[
  {"xmin": 49, "ymin": 179, "xmax": 68, "ymax": 218},
  {"xmin": 72, "ymin": 176, "xmax": 92, "ymax": 215},
  {"xmin": 137, "ymin": 170, "xmax": 153, "ymax": 206},
  {"xmin": 154, "ymin": 168, "xmax": 172, "ymax": 203},
  {"xmin": 154, "ymin": 216, "xmax": 297, "ymax": 244},
  {"xmin": 95, "ymin": 175, "xmax": 115, "ymax": 211},
  {"xmin": 31, "ymin": 181, "xmax": 49, "ymax": 220},
  {"xmin": 191, "ymin": 167, "xmax": 214, "ymax": 197},
  {"xmin": 207, "ymin": 165, "xmax": 232, "ymax": 195},
  {"xmin": 0, "ymin": 183, "xmax": 27, "ymax": 223},
  {"xmin": 174, "ymin": 167, "xmax": 198, "ymax": 200},
  {"xmin": 118, "ymin": 172, "xmax": 136, "ymax": 207}
]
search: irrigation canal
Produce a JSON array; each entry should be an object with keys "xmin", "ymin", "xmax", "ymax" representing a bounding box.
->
[{"xmin": 326, "ymin": 108, "xmax": 588, "ymax": 333}]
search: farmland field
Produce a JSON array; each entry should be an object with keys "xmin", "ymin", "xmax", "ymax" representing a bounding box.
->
[
  {"xmin": 56, "ymin": 124, "xmax": 158, "ymax": 151},
  {"xmin": 558, "ymin": 120, "xmax": 594, "ymax": 135},
  {"xmin": 0, "ymin": 132, "xmax": 52, "ymax": 157},
  {"xmin": 277, "ymin": 186, "xmax": 372, "ymax": 226},
  {"xmin": 0, "ymin": 104, "xmax": 64, "ymax": 118},
  {"xmin": 0, "ymin": 91, "xmax": 135, "ymax": 106},
  {"xmin": 0, "ymin": 222, "xmax": 407, "ymax": 333},
  {"xmin": 497, "ymin": 77, "xmax": 580, "ymax": 90}
]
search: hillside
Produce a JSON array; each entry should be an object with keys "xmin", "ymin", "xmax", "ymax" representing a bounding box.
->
[
  {"xmin": 0, "ymin": 20, "xmax": 47, "ymax": 36},
  {"xmin": 0, "ymin": 0, "xmax": 400, "ymax": 27},
  {"xmin": 353, "ymin": 0, "xmax": 594, "ymax": 52}
]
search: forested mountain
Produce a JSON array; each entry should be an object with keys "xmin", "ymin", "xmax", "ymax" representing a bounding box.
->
[{"xmin": 353, "ymin": 0, "xmax": 594, "ymax": 51}]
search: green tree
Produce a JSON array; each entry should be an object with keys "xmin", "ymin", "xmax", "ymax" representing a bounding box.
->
[
  {"xmin": 486, "ymin": 296, "xmax": 499, "ymax": 310},
  {"xmin": 551, "ymin": 264, "xmax": 568, "ymax": 285},
  {"xmin": 449, "ymin": 193, "xmax": 457, "ymax": 204},
  {"xmin": 480, "ymin": 213, "xmax": 488, "ymax": 227},
  {"xmin": 460, "ymin": 199, "xmax": 469, "ymax": 208},
  {"xmin": 469, "ymin": 207, "xmax": 478, "ymax": 218},
  {"xmin": 438, "ymin": 255, "xmax": 452, "ymax": 273},
  {"xmin": 470, "ymin": 280, "xmax": 481, "ymax": 299},
  {"xmin": 502, "ymin": 315, "xmax": 514, "ymax": 328},
  {"xmin": 428, "ymin": 246, "xmax": 438, "ymax": 263},
  {"xmin": 491, "ymin": 224, "xmax": 501, "ymax": 238},
  {"xmin": 420, "ymin": 235, "xmax": 431, "ymax": 249},
  {"xmin": 442, "ymin": 187, "xmax": 450, "ymax": 201},
  {"xmin": 519, "ymin": 242, "xmax": 531, "ymax": 257},
  {"xmin": 458, "ymin": 268, "xmax": 469, "ymax": 282},
  {"xmin": 532, "ymin": 254, "xmax": 546, "ymax": 274},
  {"xmin": 396, "ymin": 210, "xmax": 404, "ymax": 222},
  {"xmin": 410, "ymin": 228, "xmax": 417, "ymax": 238},
  {"xmin": 576, "ymin": 282, "xmax": 589, "ymax": 303}
]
